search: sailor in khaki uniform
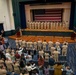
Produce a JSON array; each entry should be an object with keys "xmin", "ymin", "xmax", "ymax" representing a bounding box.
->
[
  {"xmin": 29, "ymin": 22, "xmax": 32, "ymax": 29},
  {"xmin": 53, "ymin": 22, "xmax": 56, "ymax": 29},
  {"xmin": 39, "ymin": 22, "xmax": 41, "ymax": 29},
  {"xmin": 44, "ymin": 22, "xmax": 47, "ymax": 29},
  {"xmin": 31, "ymin": 22, "xmax": 33, "ymax": 29},
  {"xmin": 59, "ymin": 22, "xmax": 62, "ymax": 30},
  {"xmin": 62, "ymin": 21, "xmax": 66, "ymax": 30},
  {"xmin": 13, "ymin": 61, "xmax": 20, "ymax": 74},
  {"xmin": 15, "ymin": 38, "xmax": 19, "ymax": 48},
  {"xmin": 47, "ymin": 22, "xmax": 50, "ymax": 29},
  {"xmin": 65, "ymin": 21, "xmax": 69, "ymax": 30},
  {"xmin": 50, "ymin": 22, "xmax": 53, "ymax": 29},
  {"xmin": 19, "ymin": 39, "xmax": 22, "ymax": 47},
  {"xmin": 42, "ymin": 40, "xmax": 47, "ymax": 51},
  {"xmin": 51, "ymin": 46, "xmax": 56, "ymax": 55},
  {"xmin": 56, "ymin": 22, "xmax": 59, "ymax": 30},
  {"xmin": 11, "ymin": 49, "xmax": 15, "ymax": 55},
  {"xmin": 5, "ymin": 59, "xmax": 13, "ymax": 72},
  {"xmin": 37, "ymin": 39, "xmax": 42, "ymax": 51},
  {"xmin": 63, "ymin": 41, "xmax": 68, "ymax": 46},
  {"xmin": 44, "ymin": 53, "xmax": 49, "ymax": 62},
  {"xmin": 22, "ymin": 40, "xmax": 26, "ymax": 47},
  {"xmin": 34, "ymin": 22, "xmax": 37, "ymax": 29},
  {"xmin": 29, "ymin": 40, "xmax": 33, "ymax": 50},
  {"xmin": 55, "ymin": 40, "xmax": 60, "ymax": 48},
  {"xmin": 41, "ymin": 22, "xmax": 44, "ymax": 29},
  {"xmin": 0, "ymin": 66, "xmax": 7, "ymax": 75},
  {"xmin": 33, "ymin": 40, "xmax": 38, "ymax": 50},
  {"xmin": 27, "ymin": 20, "xmax": 30, "ymax": 29},
  {"xmin": 39, "ymin": 50, "xmax": 44, "ymax": 58},
  {"xmin": 26, "ymin": 41, "xmax": 30, "ymax": 50},
  {"xmin": 48, "ymin": 40, "xmax": 53, "ymax": 50},
  {"xmin": 53, "ymin": 50, "xmax": 60, "ymax": 62},
  {"xmin": 15, "ymin": 38, "xmax": 18, "ymax": 44},
  {"xmin": 0, "ymin": 58, "xmax": 4, "ymax": 66},
  {"xmin": 62, "ymin": 44, "xmax": 68, "ymax": 56},
  {"xmin": 38, "ymin": 22, "xmax": 40, "ymax": 29}
]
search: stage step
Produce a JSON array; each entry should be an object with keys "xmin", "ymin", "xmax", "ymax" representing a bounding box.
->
[{"xmin": 22, "ymin": 29, "xmax": 73, "ymax": 36}]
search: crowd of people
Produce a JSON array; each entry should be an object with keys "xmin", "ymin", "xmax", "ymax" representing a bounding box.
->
[
  {"xmin": 15, "ymin": 38, "xmax": 68, "ymax": 62},
  {"xmin": 0, "ymin": 35, "xmax": 74, "ymax": 75}
]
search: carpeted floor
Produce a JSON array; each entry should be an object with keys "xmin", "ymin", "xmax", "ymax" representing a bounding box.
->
[{"xmin": 7, "ymin": 37, "xmax": 76, "ymax": 74}]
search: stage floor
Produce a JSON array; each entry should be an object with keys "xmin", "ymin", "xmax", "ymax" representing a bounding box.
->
[{"xmin": 9, "ymin": 35, "xmax": 75, "ymax": 43}]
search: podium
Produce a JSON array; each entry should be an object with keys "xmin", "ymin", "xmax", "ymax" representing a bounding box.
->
[
  {"xmin": 71, "ymin": 33, "xmax": 76, "ymax": 40},
  {"xmin": 16, "ymin": 31, "xmax": 21, "ymax": 37}
]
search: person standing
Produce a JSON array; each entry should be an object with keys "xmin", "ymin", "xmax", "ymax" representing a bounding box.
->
[
  {"xmin": 42, "ymin": 40, "xmax": 47, "ymax": 51},
  {"xmin": 26, "ymin": 62, "xmax": 32, "ymax": 75},
  {"xmin": 62, "ymin": 43, "xmax": 68, "ymax": 56},
  {"xmin": 33, "ymin": 40, "xmax": 38, "ymax": 50},
  {"xmin": 37, "ymin": 39, "xmax": 42, "ymax": 51},
  {"xmin": 13, "ymin": 60, "xmax": 20, "ymax": 74},
  {"xmin": 48, "ymin": 40, "xmax": 53, "ymax": 50},
  {"xmin": 53, "ymin": 50, "xmax": 60, "ymax": 62},
  {"xmin": 38, "ymin": 56, "xmax": 44, "ymax": 75},
  {"xmin": 54, "ymin": 62, "xmax": 63, "ymax": 75},
  {"xmin": 55, "ymin": 40, "xmax": 60, "ymax": 48},
  {"xmin": 38, "ymin": 56, "xmax": 44, "ymax": 68},
  {"xmin": 0, "ymin": 64, "xmax": 7, "ymax": 75}
]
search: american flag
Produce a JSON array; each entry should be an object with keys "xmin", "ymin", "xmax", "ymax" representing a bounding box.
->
[{"xmin": 34, "ymin": 9, "xmax": 63, "ymax": 22}]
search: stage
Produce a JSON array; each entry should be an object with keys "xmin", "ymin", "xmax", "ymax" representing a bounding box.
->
[{"xmin": 9, "ymin": 35, "xmax": 75, "ymax": 43}]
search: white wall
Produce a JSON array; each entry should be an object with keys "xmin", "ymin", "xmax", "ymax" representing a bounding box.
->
[
  {"xmin": 0, "ymin": 0, "xmax": 15, "ymax": 31},
  {"xmin": 25, "ymin": 5, "xmax": 31, "ymax": 24},
  {"xmin": 25, "ymin": 2, "xmax": 71, "ymax": 27}
]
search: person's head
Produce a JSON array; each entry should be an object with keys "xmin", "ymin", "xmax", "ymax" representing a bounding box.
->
[
  {"xmin": 16, "ymin": 38, "xmax": 18, "ymax": 40},
  {"xmin": 66, "ymin": 66, "xmax": 70, "ymax": 70},
  {"xmin": 33, "ymin": 40, "xmax": 35, "ymax": 42},
  {"xmin": 12, "ymin": 49, "xmax": 14, "ymax": 52},
  {"xmin": 45, "ymin": 65, "xmax": 49, "ymax": 69},
  {"xmin": 31, "ymin": 61, "xmax": 34, "ymax": 65},
  {"xmin": 2, "ymin": 58, "xmax": 4, "ymax": 61},
  {"xmin": 44, "ymin": 40, "xmax": 46, "ymax": 42},
  {"xmin": 27, "ymin": 62, "xmax": 30, "ymax": 66},
  {"xmin": 50, "ymin": 55, "xmax": 53, "ymax": 58},
  {"xmin": 21, "ymin": 53, "xmax": 24, "ymax": 57},
  {"xmin": 57, "ymin": 40, "xmax": 59, "ymax": 42},
  {"xmin": 34, "ymin": 50, "xmax": 36, "ymax": 55},
  {"xmin": 57, "ymin": 62, "xmax": 61, "ymax": 66},
  {"xmin": 64, "ymin": 43, "xmax": 67, "ymax": 45}
]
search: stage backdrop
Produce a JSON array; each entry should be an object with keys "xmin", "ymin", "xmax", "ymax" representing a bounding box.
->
[{"xmin": 25, "ymin": 3, "xmax": 71, "ymax": 29}]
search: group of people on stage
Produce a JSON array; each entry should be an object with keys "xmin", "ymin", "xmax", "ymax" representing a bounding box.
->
[{"xmin": 27, "ymin": 21, "xmax": 69, "ymax": 30}]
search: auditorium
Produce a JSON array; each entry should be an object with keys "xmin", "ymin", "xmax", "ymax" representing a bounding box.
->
[{"xmin": 0, "ymin": 0, "xmax": 76, "ymax": 75}]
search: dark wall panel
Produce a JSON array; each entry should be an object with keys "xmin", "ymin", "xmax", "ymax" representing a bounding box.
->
[
  {"xmin": 69, "ymin": 2, "xmax": 75, "ymax": 30},
  {"xmin": 19, "ymin": 3, "xmax": 26, "ymax": 29}
]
